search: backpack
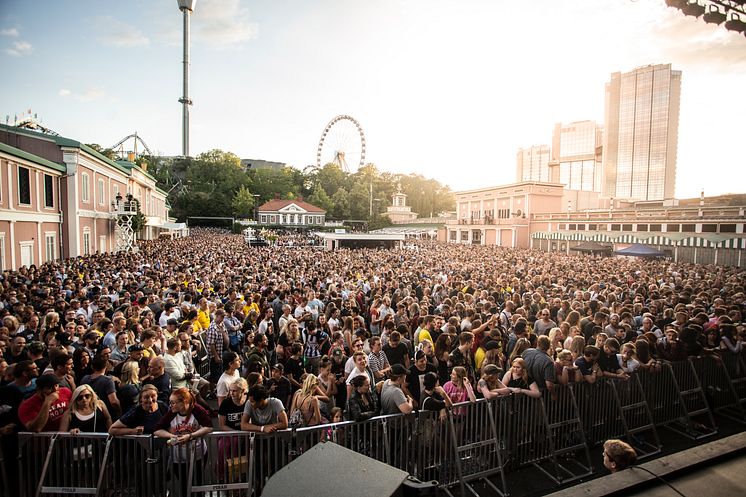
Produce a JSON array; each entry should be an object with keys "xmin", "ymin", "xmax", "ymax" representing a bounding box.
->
[{"xmin": 288, "ymin": 395, "xmax": 311, "ymax": 428}]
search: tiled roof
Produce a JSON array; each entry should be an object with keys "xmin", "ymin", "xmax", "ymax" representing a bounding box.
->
[{"xmin": 257, "ymin": 199, "xmax": 325, "ymax": 213}]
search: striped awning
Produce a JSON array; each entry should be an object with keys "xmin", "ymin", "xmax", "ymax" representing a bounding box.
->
[
  {"xmin": 715, "ymin": 237, "xmax": 746, "ymax": 249},
  {"xmin": 679, "ymin": 236, "xmax": 713, "ymax": 248}
]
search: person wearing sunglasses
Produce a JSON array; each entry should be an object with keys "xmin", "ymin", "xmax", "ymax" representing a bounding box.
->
[{"xmin": 59, "ymin": 384, "xmax": 111, "ymax": 434}]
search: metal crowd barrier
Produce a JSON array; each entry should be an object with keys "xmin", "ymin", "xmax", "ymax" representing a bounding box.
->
[
  {"xmin": 193, "ymin": 332, "xmax": 211, "ymax": 379},
  {"xmin": 663, "ymin": 359, "xmax": 718, "ymax": 437},
  {"xmin": 17, "ymin": 360, "xmax": 742, "ymax": 497},
  {"xmin": 690, "ymin": 355, "xmax": 746, "ymax": 423}
]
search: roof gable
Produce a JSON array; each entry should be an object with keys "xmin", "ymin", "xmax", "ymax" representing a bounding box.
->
[{"xmin": 258, "ymin": 198, "xmax": 325, "ymax": 213}]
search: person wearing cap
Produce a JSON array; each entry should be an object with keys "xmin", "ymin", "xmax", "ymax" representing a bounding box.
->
[
  {"xmin": 265, "ymin": 363, "xmax": 291, "ymax": 408},
  {"xmin": 18, "ymin": 374, "xmax": 72, "ymax": 432},
  {"xmin": 404, "ymin": 350, "xmax": 437, "ymax": 407},
  {"xmin": 380, "ymin": 364, "xmax": 414, "ymax": 415}
]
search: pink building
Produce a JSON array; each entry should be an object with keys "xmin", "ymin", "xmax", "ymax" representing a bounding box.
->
[{"xmin": 0, "ymin": 124, "xmax": 170, "ymax": 269}]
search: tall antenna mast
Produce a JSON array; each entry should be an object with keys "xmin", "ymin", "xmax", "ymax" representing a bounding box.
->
[{"xmin": 177, "ymin": 0, "xmax": 196, "ymax": 158}]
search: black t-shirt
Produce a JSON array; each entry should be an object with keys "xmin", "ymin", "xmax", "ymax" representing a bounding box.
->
[
  {"xmin": 406, "ymin": 363, "xmax": 437, "ymax": 402},
  {"xmin": 118, "ymin": 402, "xmax": 169, "ymax": 434},
  {"xmin": 382, "ymin": 343, "xmax": 408, "ymax": 366},
  {"xmin": 420, "ymin": 391, "xmax": 446, "ymax": 412},
  {"xmin": 265, "ymin": 377, "xmax": 292, "ymax": 408},
  {"xmin": 284, "ymin": 356, "xmax": 305, "ymax": 387},
  {"xmin": 217, "ymin": 396, "xmax": 246, "ymax": 430}
]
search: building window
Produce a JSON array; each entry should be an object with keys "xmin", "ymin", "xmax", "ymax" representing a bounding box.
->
[
  {"xmin": 99, "ymin": 235, "xmax": 106, "ymax": 253},
  {"xmin": 588, "ymin": 224, "xmax": 597, "ymax": 231},
  {"xmin": 81, "ymin": 173, "xmax": 90, "ymax": 202},
  {"xmin": 83, "ymin": 231, "xmax": 91, "ymax": 255},
  {"xmin": 18, "ymin": 166, "xmax": 31, "ymax": 205},
  {"xmin": 720, "ymin": 224, "xmax": 737, "ymax": 233},
  {"xmin": 622, "ymin": 224, "xmax": 633, "ymax": 231},
  {"xmin": 649, "ymin": 224, "xmax": 661, "ymax": 232},
  {"xmin": 44, "ymin": 174, "xmax": 54, "ymax": 208},
  {"xmin": 610, "ymin": 224, "xmax": 621, "ymax": 231},
  {"xmin": 450, "ymin": 231, "xmax": 457, "ymax": 241},
  {"xmin": 0, "ymin": 234, "xmax": 4, "ymax": 270},
  {"xmin": 666, "ymin": 224, "xmax": 680, "ymax": 232},
  {"xmin": 681, "ymin": 224, "xmax": 695, "ymax": 233},
  {"xmin": 701, "ymin": 224, "xmax": 717, "ymax": 233},
  {"xmin": 568, "ymin": 224, "xmax": 577, "ymax": 230},
  {"xmin": 270, "ymin": 215, "xmax": 276, "ymax": 223},
  {"xmin": 460, "ymin": 231, "xmax": 468, "ymax": 241},
  {"xmin": 45, "ymin": 233, "xmax": 56, "ymax": 261},
  {"xmin": 261, "ymin": 215, "xmax": 267, "ymax": 223},
  {"xmin": 97, "ymin": 178, "xmax": 105, "ymax": 205}
]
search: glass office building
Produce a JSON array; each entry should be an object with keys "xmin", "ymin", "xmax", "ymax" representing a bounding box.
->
[
  {"xmin": 550, "ymin": 120, "xmax": 602, "ymax": 192},
  {"xmin": 603, "ymin": 64, "xmax": 681, "ymax": 201},
  {"xmin": 516, "ymin": 144, "xmax": 550, "ymax": 183}
]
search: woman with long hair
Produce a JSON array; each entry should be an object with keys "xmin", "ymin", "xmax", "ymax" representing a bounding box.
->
[
  {"xmin": 154, "ymin": 387, "xmax": 213, "ymax": 495},
  {"xmin": 509, "ymin": 337, "xmax": 531, "ymax": 365},
  {"xmin": 434, "ymin": 334, "xmax": 452, "ymax": 385},
  {"xmin": 72, "ymin": 347, "xmax": 91, "ymax": 385},
  {"xmin": 501, "ymin": 358, "xmax": 541, "ymax": 398},
  {"xmin": 60, "ymin": 384, "xmax": 112, "ymax": 433},
  {"xmin": 289, "ymin": 374, "xmax": 323, "ymax": 427},
  {"xmin": 443, "ymin": 366, "xmax": 477, "ymax": 408},
  {"xmin": 117, "ymin": 360, "xmax": 142, "ymax": 414},
  {"xmin": 568, "ymin": 335, "xmax": 586, "ymax": 362},
  {"xmin": 216, "ymin": 351, "xmax": 242, "ymax": 406}
]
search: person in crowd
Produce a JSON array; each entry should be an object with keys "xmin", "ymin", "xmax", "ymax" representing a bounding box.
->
[
  {"xmin": 598, "ymin": 338, "xmax": 629, "ymax": 380},
  {"xmin": 476, "ymin": 364, "xmax": 509, "ymax": 399},
  {"xmin": 555, "ymin": 349, "xmax": 581, "ymax": 385},
  {"xmin": 419, "ymin": 372, "xmax": 453, "ymax": 420},
  {"xmin": 575, "ymin": 345, "xmax": 603, "ymax": 383},
  {"xmin": 265, "ymin": 363, "xmax": 292, "ymax": 408},
  {"xmin": 367, "ymin": 336, "xmax": 391, "ymax": 381},
  {"xmin": 603, "ymin": 439, "xmax": 637, "ymax": 473},
  {"xmin": 218, "ymin": 378, "xmax": 248, "ymax": 431},
  {"xmin": 18, "ymin": 374, "xmax": 72, "ymax": 432},
  {"xmin": 404, "ymin": 350, "xmax": 437, "ymax": 407},
  {"xmin": 617, "ymin": 342, "xmax": 640, "ymax": 374},
  {"xmin": 154, "ymin": 388, "xmax": 213, "ymax": 495},
  {"xmin": 345, "ymin": 374, "xmax": 380, "ymax": 422},
  {"xmin": 59, "ymin": 384, "xmax": 112, "ymax": 433},
  {"xmin": 117, "ymin": 360, "xmax": 142, "ymax": 415},
  {"xmin": 46, "ymin": 352, "xmax": 76, "ymax": 392},
  {"xmin": 443, "ymin": 366, "xmax": 476, "ymax": 407},
  {"xmin": 143, "ymin": 357, "xmax": 171, "ymax": 406},
  {"xmin": 216, "ymin": 351, "xmax": 241, "ymax": 407},
  {"xmin": 241, "ymin": 384, "xmax": 288, "ymax": 433},
  {"xmin": 522, "ymin": 335, "xmax": 557, "ymax": 392},
  {"xmin": 501, "ymin": 358, "xmax": 541, "ymax": 398},
  {"xmin": 380, "ymin": 364, "xmax": 414, "ymax": 415},
  {"xmin": 81, "ymin": 354, "xmax": 121, "ymax": 419},
  {"xmin": 289, "ymin": 373, "xmax": 324, "ymax": 426}
]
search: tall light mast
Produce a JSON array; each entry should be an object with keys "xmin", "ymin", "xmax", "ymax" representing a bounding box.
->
[{"xmin": 177, "ymin": 0, "xmax": 196, "ymax": 158}]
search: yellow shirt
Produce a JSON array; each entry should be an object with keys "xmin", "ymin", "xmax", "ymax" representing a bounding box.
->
[
  {"xmin": 197, "ymin": 309, "xmax": 211, "ymax": 330},
  {"xmin": 475, "ymin": 347, "xmax": 486, "ymax": 371},
  {"xmin": 415, "ymin": 328, "xmax": 432, "ymax": 347}
]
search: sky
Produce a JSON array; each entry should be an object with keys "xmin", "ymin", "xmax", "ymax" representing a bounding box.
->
[{"xmin": 1, "ymin": 0, "xmax": 744, "ymax": 198}]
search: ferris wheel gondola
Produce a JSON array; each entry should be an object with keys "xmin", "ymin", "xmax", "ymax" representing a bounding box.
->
[{"xmin": 316, "ymin": 115, "xmax": 366, "ymax": 172}]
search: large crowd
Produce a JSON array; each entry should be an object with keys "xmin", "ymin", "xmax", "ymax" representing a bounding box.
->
[{"xmin": 0, "ymin": 227, "xmax": 744, "ymax": 474}]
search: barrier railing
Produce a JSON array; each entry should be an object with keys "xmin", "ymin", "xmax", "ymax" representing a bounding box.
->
[
  {"xmin": 16, "ymin": 363, "xmax": 736, "ymax": 497},
  {"xmin": 663, "ymin": 360, "xmax": 718, "ymax": 437},
  {"xmin": 690, "ymin": 355, "xmax": 746, "ymax": 423}
]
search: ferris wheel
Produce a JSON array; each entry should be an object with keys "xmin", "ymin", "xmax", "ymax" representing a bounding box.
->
[{"xmin": 316, "ymin": 115, "xmax": 366, "ymax": 172}]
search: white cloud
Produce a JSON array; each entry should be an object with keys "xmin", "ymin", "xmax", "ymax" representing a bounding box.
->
[
  {"xmin": 193, "ymin": 0, "xmax": 258, "ymax": 48},
  {"xmin": 4, "ymin": 40, "xmax": 32, "ymax": 57},
  {"xmin": 75, "ymin": 87, "xmax": 106, "ymax": 102},
  {"xmin": 1, "ymin": 28, "xmax": 19, "ymax": 37},
  {"xmin": 58, "ymin": 89, "xmax": 71, "ymax": 97},
  {"xmin": 95, "ymin": 16, "xmax": 150, "ymax": 47}
]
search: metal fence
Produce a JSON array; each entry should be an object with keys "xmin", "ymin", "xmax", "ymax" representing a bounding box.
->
[{"xmin": 15, "ymin": 355, "xmax": 746, "ymax": 497}]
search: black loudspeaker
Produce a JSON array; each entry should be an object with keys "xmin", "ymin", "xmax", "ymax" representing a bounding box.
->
[{"xmin": 262, "ymin": 442, "xmax": 410, "ymax": 497}]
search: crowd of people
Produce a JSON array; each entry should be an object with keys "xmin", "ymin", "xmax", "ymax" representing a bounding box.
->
[{"xmin": 0, "ymin": 227, "xmax": 744, "ymax": 476}]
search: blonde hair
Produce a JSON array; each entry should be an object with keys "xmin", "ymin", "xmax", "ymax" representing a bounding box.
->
[
  {"xmin": 121, "ymin": 360, "xmax": 140, "ymax": 385},
  {"xmin": 300, "ymin": 373, "xmax": 319, "ymax": 396},
  {"xmin": 70, "ymin": 384, "xmax": 104, "ymax": 414}
]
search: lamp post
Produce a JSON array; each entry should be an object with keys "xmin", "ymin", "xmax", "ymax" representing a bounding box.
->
[
  {"xmin": 177, "ymin": 0, "xmax": 196, "ymax": 158},
  {"xmin": 253, "ymin": 194, "xmax": 260, "ymax": 222}
]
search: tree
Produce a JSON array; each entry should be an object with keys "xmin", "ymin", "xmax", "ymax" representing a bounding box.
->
[
  {"xmin": 308, "ymin": 184, "xmax": 333, "ymax": 214},
  {"xmin": 348, "ymin": 182, "xmax": 370, "ymax": 220},
  {"xmin": 86, "ymin": 143, "xmax": 118, "ymax": 161},
  {"xmin": 231, "ymin": 186, "xmax": 256, "ymax": 218},
  {"xmin": 316, "ymin": 163, "xmax": 347, "ymax": 197},
  {"xmin": 330, "ymin": 188, "xmax": 350, "ymax": 220}
]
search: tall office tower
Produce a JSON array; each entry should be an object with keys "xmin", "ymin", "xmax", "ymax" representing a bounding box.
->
[
  {"xmin": 516, "ymin": 145, "xmax": 550, "ymax": 182},
  {"xmin": 549, "ymin": 120, "xmax": 603, "ymax": 192},
  {"xmin": 603, "ymin": 64, "xmax": 681, "ymax": 201}
]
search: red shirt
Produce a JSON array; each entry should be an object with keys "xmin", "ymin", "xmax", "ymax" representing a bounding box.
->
[{"xmin": 19, "ymin": 387, "xmax": 72, "ymax": 431}]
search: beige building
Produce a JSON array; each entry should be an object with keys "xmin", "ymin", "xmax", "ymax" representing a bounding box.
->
[
  {"xmin": 446, "ymin": 181, "xmax": 564, "ymax": 247},
  {"xmin": 385, "ymin": 189, "xmax": 418, "ymax": 224}
]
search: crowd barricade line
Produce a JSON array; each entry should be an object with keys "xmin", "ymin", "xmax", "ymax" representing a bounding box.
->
[
  {"xmin": 720, "ymin": 352, "xmax": 746, "ymax": 408},
  {"xmin": 541, "ymin": 385, "xmax": 594, "ymax": 483},
  {"xmin": 27, "ymin": 432, "xmax": 111, "ymax": 496},
  {"xmin": 16, "ymin": 362, "xmax": 746, "ymax": 497},
  {"xmin": 573, "ymin": 379, "xmax": 627, "ymax": 446},
  {"xmin": 663, "ymin": 360, "xmax": 719, "ymax": 437},
  {"xmin": 607, "ymin": 376, "xmax": 660, "ymax": 459},
  {"xmin": 689, "ymin": 355, "xmax": 746, "ymax": 424},
  {"xmin": 444, "ymin": 398, "xmax": 507, "ymax": 497},
  {"xmin": 193, "ymin": 332, "xmax": 211, "ymax": 380}
]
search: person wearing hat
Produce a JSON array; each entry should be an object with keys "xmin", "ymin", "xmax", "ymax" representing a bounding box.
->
[
  {"xmin": 265, "ymin": 363, "xmax": 291, "ymax": 408},
  {"xmin": 380, "ymin": 364, "xmax": 414, "ymax": 415},
  {"xmin": 18, "ymin": 374, "xmax": 72, "ymax": 432}
]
